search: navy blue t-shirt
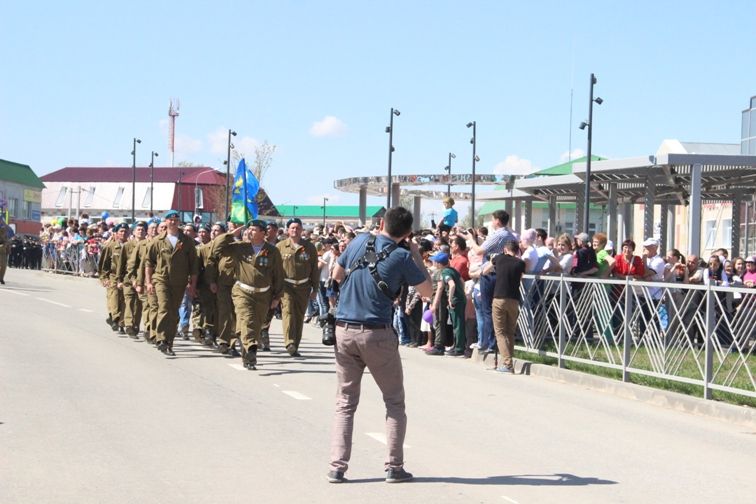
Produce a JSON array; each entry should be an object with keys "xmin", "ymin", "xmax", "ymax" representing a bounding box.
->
[{"xmin": 336, "ymin": 233, "xmax": 426, "ymax": 325}]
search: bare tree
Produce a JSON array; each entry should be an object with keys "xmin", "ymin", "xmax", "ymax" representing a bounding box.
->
[{"xmin": 252, "ymin": 141, "xmax": 276, "ymax": 183}]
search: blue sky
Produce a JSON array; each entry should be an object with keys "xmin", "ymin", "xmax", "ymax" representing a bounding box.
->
[{"xmin": 2, "ymin": 1, "xmax": 754, "ymax": 222}]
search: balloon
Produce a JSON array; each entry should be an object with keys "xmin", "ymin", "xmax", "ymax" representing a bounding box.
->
[
  {"xmin": 101, "ymin": 211, "xmax": 110, "ymax": 220},
  {"xmin": 422, "ymin": 309, "xmax": 434, "ymax": 324}
]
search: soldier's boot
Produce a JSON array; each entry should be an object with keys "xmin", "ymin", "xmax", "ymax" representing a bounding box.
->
[
  {"xmin": 261, "ymin": 328, "xmax": 271, "ymax": 351},
  {"xmin": 216, "ymin": 342, "xmax": 230, "ymax": 354},
  {"xmin": 157, "ymin": 340, "xmax": 175, "ymax": 357},
  {"xmin": 203, "ymin": 329, "xmax": 216, "ymax": 348},
  {"xmin": 126, "ymin": 326, "xmax": 138, "ymax": 338},
  {"xmin": 243, "ymin": 345, "xmax": 258, "ymax": 370}
]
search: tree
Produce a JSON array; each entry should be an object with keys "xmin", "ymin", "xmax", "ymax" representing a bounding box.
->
[{"xmin": 252, "ymin": 141, "xmax": 276, "ymax": 184}]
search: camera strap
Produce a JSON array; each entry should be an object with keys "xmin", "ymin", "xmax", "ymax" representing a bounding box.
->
[{"xmin": 345, "ymin": 234, "xmax": 399, "ymax": 300}]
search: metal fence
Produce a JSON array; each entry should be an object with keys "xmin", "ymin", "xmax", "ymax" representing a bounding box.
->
[
  {"xmin": 516, "ymin": 274, "xmax": 756, "ymax": 401},
  {"xmin": 42, "ymin": 242, "xmax": 100, "ymax": 277}
]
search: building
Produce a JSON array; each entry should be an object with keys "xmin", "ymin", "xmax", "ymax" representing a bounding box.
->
[
  {"xmin": 743, "ymin": 95, "xmax": 756, "ymax": 155},
  {"xmin": 274, "ymin": 205, "xmax": 385, "ymax": 227},
  {"xmin": 40, "ymin": 166, "xmax": 279, "ymax": 224},
  {"xmin": 0, "ymin": 159, "xmax": 45, "ymax": 235}
]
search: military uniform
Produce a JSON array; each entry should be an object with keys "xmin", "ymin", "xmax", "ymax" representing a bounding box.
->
[
  {"xmin": 119, "ymin": 236, "xmax": 144, "ymax": 337},
  {"xmin": 191, "ymin": 240, "xmax": 217, "ymax": 344},
  {"xmin": 207, "ymin": 238, "xmax": 238, "ymax": 353},
  {"xmin": 98, "ymin": 236, "xmax": 126, "ymax": 331},
  {"xmin": 131, "ymin": 236, "xmax": 155, "ymax": 341},
  {"xmin": 0, "ymin": 223, "xmax": 9, "ymax": 284},
  {"xmin": 277, "ymin": 237, "xmax": 319, "ymax": 355},
  {"xmin": 213, "ymin": 229, "xmax": 284, "ymax": 368},
  {"xmin": 145, "ymin": 229, "xmax": 198, "ymax": 354}
]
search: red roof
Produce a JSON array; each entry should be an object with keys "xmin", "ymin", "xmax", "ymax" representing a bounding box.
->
[{"xmin": 41, "ymin": 167, "xmax": 227, "ymax": 185}]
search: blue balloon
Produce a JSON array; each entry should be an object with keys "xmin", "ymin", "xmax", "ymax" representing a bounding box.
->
[{"xmin": 101, "ymin": 211, "xmax": 110, "ymax": 220}]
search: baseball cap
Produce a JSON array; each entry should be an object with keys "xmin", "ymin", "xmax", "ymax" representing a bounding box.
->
[
  {"xmin": 746, "ymin": 256, "xmax": 756, "ymax": 263},
  {"xmin": 575, "ymin": 232, "xmax": 589, "ymax": 243},
  {"xmin": 642, "ymin": 238, "xmax": 659, "ymax": 248},
  {"xmin": 429, "ymin": 252, "xmax": 449, "ymax": 263}
]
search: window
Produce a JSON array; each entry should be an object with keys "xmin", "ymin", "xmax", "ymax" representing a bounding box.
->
[
  {"xmin": 54, "ymin": 187, "xmax": 68, "ymax": 208},
  {"xmin": 704, "ymin": 220, "xmax": 717, "ymax": 248},
  {"xmin": 8, "ymin": 198, "xmax": 18, "ymax": 217},
  {"xmin": 723, "ymin": 219, "xmax": 732, "ymax": 247},
  {"xmin": 25, "ymin": 201, "xmax": 33, "ymax": 219},
  {"xmin": 194, "ymin": 186, "xmax": 204, "ymax": 209},
  {"xmin": 83, "ymin": 186, "xmax": 95, "ymax": 208},
  {"xmin": 113, "ymin": 186, "xmax": 125, "ymax": 208},
  {"xmin": 141, "ymin": 188, "xmax": 152, "ymax": 209}
]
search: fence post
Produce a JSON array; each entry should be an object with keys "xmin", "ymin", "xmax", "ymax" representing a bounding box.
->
[
  {"xmin": 558, "ymin": 275, "xmax": 566, "ymax": 369},
  {"xmin": 622, "ymin": 276, "xmax": 633, "ymax": 382},
  {"xmin": 704, "ymin": 283, "xmax": 714, "ymax": 400}
]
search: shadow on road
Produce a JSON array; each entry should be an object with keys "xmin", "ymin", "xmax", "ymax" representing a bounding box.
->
[{"xmin": 407, "ymin": 473, "xmax": 618, "ymax": 486}]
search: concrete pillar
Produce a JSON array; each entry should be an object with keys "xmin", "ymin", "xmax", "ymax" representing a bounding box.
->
[
  {"xmin": 688, "ymin": 163, "xmax": 703, "ymax": 257},
  {"xmin": 745, "ymin": 202, "xmax": 751, "ymax": 257},
  {"xmin": 575, "ymin": 191, "xmax": 585, "ymax": 234},
  {"xmin": 659, "ymin": 204, "xmax": 668, "ymax": 255},
  {"xmin": 391, "ymin": 183, "xmax": 401, "ymax": 210},
  {"xmin": 547, "ymin": 196, "xmax": 557, "ymax": 237},
  {"xmin": 666, "ymin": 205, "xmax": 676, "ymax": 254},
  {"xmin": 413, "ymin": 196, "xmax": 422, "ymax": 232},
  {"xmin": 514, "ymin": 201, "xmax": 522, "ymax": 234},
  {"xmin": 732, "ymin": 191, "xmax": 742, "ymax": 258},
  {"xmin": 359, "ymin": 185, "xmax": 367, "ymax": 226},
  {"xmin": 643, "ymin": 176, "xmax": 656, "ymax": 241},
  {"xmin": 524, "ymin": 199, "xmax": 533, "ymax": 229},
  {"xmin": 607, "ymin": 183, "xmax": 618, "ymax": 246},
  {"xmin": 505, "ymin": 198, "xmax": 513, "ymax": 218}
]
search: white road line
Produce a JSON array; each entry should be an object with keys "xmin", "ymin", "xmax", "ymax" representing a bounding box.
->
[
  {"xmin": 501, "ymin": 496, "xmax": 521, "ymax": 504},
  {"xmin": 228, "ymin": 364, "xmax": 247, "ymax": 371},
  {"xmin": 0, "ymin": 289, "xmax": 29, "ymax": 296},
  {"xmin": 36, "ymin": 297, "xmax": 71, "ymax": 308},
  {"xmin": 78, "ymin": 308, "xmax": 94, "ymax": 313},
  {"xmin": 282, "ymin": 390, "xmax": 311, "ymax": 400},
  {"xmin": 365, "ymin": 432, "xmax": 411, "ymax": 448},
  {"xmin": 272, "ymin": 384, "xmax": 280, "ymax": 388}
]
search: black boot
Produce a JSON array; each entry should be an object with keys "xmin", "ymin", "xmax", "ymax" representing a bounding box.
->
[{"xmin": 243, "ymin": 345, "xmax": 258, "ymax": 370}]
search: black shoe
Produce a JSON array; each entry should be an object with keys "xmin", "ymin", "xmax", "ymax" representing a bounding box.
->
[
  {"xmin": 216, "ymin": 343, "xmax": 230, "ymax": 354},
  {"xmin": 426, "ymin": 347, "xmax": 444, "ymax": 356},
  {"xmin": 110, "ymin": 321, "xmax": 120, "ymax": 332},
  {"xmin": 0, "ymin": 280, "xmax": 5, "ymax": 285},
  {"xmin": 446, "ymin": 349, "xmax": 463, "ymax": 357},
  {"xmin": 327, "ymin": 470, "xmax": 346, "ymax": 483},
  {"xmin": 118, "ymin": 326, "xmax": 126, "ymax": 335},
  {"xmin": 157, "ymin": 341, "xmax": 175, "ymax": 356},
  {"xmin": 286, "ymin": 344, "xmax": 297, "ymax": 356},
  {"xmin": 385, "ymin": 467, "xmax": 413, "ymax": 483},
  {"xmin": 243, "ymin": 349, "xmax": 257, "ymax": 370},
  {"xmin": 106, "ymin": 316, "xmax": 113, "ymax": 327},
  {"xmin": 203, "ymin": 336, "xmax": 216, "ymax": 348},
  {"xmin": 304, "ymin": 316, "xmax": 313, "ymax": 324},
  {"xmin": 228, "ymin": 347, "xmax": 241, "ymax": 358},
  {"xmin": 261, "ymin": 346, "xmax": 271, "ymax": 352},
  {"xmin": 181, "ymin": 330, "xmax": 190, "ymax": 341}
]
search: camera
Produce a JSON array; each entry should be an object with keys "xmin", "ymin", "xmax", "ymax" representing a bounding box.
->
[{"xmin": 320, "ymin": 310, "xmax": 336, "ymax": 346}]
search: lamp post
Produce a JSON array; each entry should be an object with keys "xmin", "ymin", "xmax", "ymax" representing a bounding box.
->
[
  {"xmin": 223, "ymin": 129, "xmax": 237, "ymax": 220},
  {"xmin": 444, "ymin": 152, "xmax": 456, "ymax": 196},
  {"xmin": 177, "ymin": 170, "xmax": 184, "ymax": 219},
  {"xmin": 322, "ymin": 197, "xmax": 328, "ymax": 227},
  {"xmin": 466, "ymin": 121, "xmax": 478, "ymax": 222},
  {"xmin": 194, "ymin": 168, "xmax": 217, "ymax": 219},
  {"xmin": 149, "ymin": 151, "xmax": 158, "ymax": 215},
  {"xmin": 385, "ymin": 108, "xmax": 400, "ymax": 209},
  {"xmin": 131, "ymin": 137, "xmax": 141, "ymax": 223},
  {"xmin": 579, "ymin": 73, "xmax": 602, "ymax": 234}
]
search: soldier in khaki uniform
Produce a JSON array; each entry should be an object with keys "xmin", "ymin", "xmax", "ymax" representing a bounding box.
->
[
  {"xmin": 0, "ymin": 216, "xmax": 9, "ymax": 285},
  {"xmin": 212, "ymin": 219, "xmax": 284, "ymax": 369},
  {"xmin": 276, "ymin": 218, "xmax": 319, "ymax": 357},
  {"xmin": 259, "ymin": 221, "xmax": 281, "ymax": 350},
  {"xmin": 207, "ymin": 221, "xmax": 240, "ymax": 356},
  {"xmin": 191, "ymin": 224, "xmax": 216, "ymax": 344},
  {"xmin": 134, "ymin": 221, "xmax": 162, "ymax": 342},
  {"xmin": 98, "ymin": 223, "xmax": 129, "ymax": 333},
  {"xmin": 144, "ymin": 210, "xmax": 198, "ymax": 356},
  {"xmin": 118, "ymin": 221, "xmax": 147, "ymax": 338}
]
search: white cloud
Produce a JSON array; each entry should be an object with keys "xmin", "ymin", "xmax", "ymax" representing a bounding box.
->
[
  {"xmin": 560, "ymin": 148, "xmax": 585, "ymax": 162},
  {"xmin": 493, "ymin": 155, "xmax": 538, "ymax": 176},
  {"xmin": 234, "ymin": 136, "xmax": 260, "ymax": 159},
  {"xmin": 174, "ymin": 134, "xmax": 203, "ymax": 156},
  {"xmin": 207, "ymin": 128, "xmax": 259, "ymax": 159},
  {"xmin": 208, "ymin": 128, "xmax": 230, "ymax": 155},
  {"xmin": 305, "ymin": 193, "xmax": 342, "ymax": 205},
  {"xmin": 309, "ymin": 116, "xmax": 347, "ymax": 138}
]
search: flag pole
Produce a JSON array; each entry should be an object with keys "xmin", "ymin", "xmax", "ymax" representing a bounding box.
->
[{"xmin": 242, "ymin": 158, "xmax": 248, "ymax": 222}]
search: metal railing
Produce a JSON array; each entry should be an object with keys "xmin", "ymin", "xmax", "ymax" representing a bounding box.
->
[
  {"xmin": 42, "ymin": 242, "xmax": 100, "ymax": 277},
  {"xmin": 516, "ymin": 274, "xmax": 756, "ymax": 400}
]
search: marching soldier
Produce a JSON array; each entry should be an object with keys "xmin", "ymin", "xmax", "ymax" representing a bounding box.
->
[
  {"xmin": 0, "ymin": 216, "xmax": 10, "ymax": 285},
  {"xmin": 212, "ymin": 219, "xmax": 284, "ymax": 369},
  {"xmin": 191, "ymin": 224, "xmax": 217, "ymax": 344},
  {"xmin": 207, "ymin": 221, "xmax": 240, "ymax": 356},
  {"xmin": 144, "ymin": 210, "xmax": 198, "ymax": 356},
  {"xmin": 276, "ymin": 218, "xmax": 319, "ymax": 357},
  {"xmin": 119, "ymin": 221, "xmax": 147, "ymax": 338},
  {"xmin": 135, "ymin": 221, "xmax": 162, "ymax": 343},
  {"xmin": 98, "ymin": 223, "xmax": 129, "ymax": 333}
]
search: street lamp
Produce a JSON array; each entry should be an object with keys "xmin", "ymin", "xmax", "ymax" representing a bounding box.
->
[
  {"xmin": 149, "ymin": 151, "xmax": 158, "ymax": 215},
  {"xmin": 223, "ymin": 129, "xmax": 237, "ymax": 220},
  {"xmin": 466, "ymin": 121, "xmax": 478, "ymax": 222},
  {"xmin": 579, "ymin": 73, "xmax": 602, "ymax": 234},
  {"xmin": 444, "ymin": 152, "xmax": 456, "ymax": 196},
  {"xmin": 322, "ymin": 197, "xmax": 329, "ymax": 227},
  {"xmin": 194, "ymin": 168, "xmax": 217, "ymax": 219},
  {"xmin": 385, "ymin": 108, "xmax": 400, "ymax": 209},
  {"xmin": 131, "ymin": 137, "xmax": 141, "ymax": 223}
]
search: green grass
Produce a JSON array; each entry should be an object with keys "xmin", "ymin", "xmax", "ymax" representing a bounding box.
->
[{"xmin": 515, "ymin": 344, "xmax": 756, "ymax": 408}]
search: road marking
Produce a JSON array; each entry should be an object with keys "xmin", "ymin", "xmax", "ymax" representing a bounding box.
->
[
  {"xmin": 0, "ymin": 289, "xmax": 29, "ymax": 296},
  {"xmin": 282, "ymin": 390, "xmax": 311, "ymax": 400},
  {"xmin": 272, "ymin": 384, "xmax": 280, "ymax": 388},
  {"xmin": 78, "ymin": 308, "xmax": 94, "ymax": 313},
  {"xmin": 228, "ymin": 364, "xmax": 247, "ymax": 371},
  {"xmin": 502, "ymin": 497, "xmax": 521, "ymax": 504},
  {"xmin": 366, "ymin": 432, "xmax": 411, "ymax": 448},
  {"xmin": 36, "ymin": 297, "xmax": 71, "ymax": 308}
]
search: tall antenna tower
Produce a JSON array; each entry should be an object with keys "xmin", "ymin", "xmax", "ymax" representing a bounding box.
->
[{"xmin": 168, "ymin": 98, "xmax": 180, "ymax": 167}]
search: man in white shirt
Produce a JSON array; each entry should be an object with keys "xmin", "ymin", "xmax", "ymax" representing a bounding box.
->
[{"xmin": 640, "ymin": 238, "xmax": 667, "ymax": 335}]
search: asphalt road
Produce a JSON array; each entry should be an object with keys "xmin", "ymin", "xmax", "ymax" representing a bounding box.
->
[{"xmin": 1, "ymin": 268, "xmax": 754, "ymax": 504}]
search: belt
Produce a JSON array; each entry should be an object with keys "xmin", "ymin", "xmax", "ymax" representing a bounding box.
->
[
  {"xmin": 284, "ymin": 278, "xmax": 310, "ymax": 285},
  {"xmin": 235, "ymin": 281, "xmax": 270, "ymax": 294},
  {"xmin": 335, "ymin": 320, "xmax": 391, "ymax": 331}
]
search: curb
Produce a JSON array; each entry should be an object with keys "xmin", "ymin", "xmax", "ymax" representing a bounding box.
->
[{"xmin": 471, "ymin": 349, "xmax": 756, "ymax": 430}]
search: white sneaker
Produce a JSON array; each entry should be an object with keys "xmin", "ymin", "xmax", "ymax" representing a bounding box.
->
[{"xmin": 469, "ymin": 343, "xmax": 481, "ymax": 350}]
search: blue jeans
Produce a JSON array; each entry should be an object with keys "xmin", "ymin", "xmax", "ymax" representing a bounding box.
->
[
  {"xmin": 393, "ymin": 306, "xmax": 410, "ymax": 345},
  {"xmin": 478, "ymin": 273, "xmax": 496, "ymax": 351},
  {"xmin": 178, "ymin": 290, "xmax": 191, "ymax": 331},
  {"xmin": 316, "ymin": 280, "xmax": 329, "ymax": 317},
  {"xmin": 473, "ymin": 287, "xmax": 484, "ymax": 346}
]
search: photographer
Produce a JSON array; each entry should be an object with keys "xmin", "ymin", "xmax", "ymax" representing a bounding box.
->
[{"xmin": 326, "ymin": 207, "xmax": 432, "ymax": 484}]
